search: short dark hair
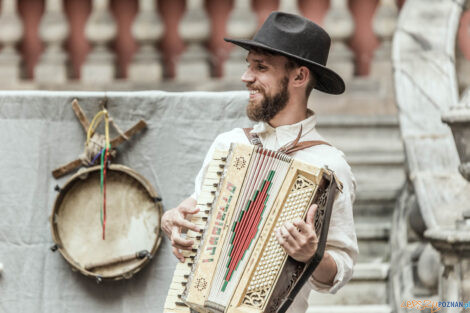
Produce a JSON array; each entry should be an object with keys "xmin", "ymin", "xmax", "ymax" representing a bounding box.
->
[
  {"xmin": 284, "ymin": 57, "xmax": 316, "ymax": 97},
  {"xmin": 249, "ymin": 47, "xmax": 316, "ymax": 97}
]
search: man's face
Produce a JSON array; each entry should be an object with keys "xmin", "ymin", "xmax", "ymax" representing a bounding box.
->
[{"xmin": 242, "ymin": 51, "xmax": 291, "ymax": 122}]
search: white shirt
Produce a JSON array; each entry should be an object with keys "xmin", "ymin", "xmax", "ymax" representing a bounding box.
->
[{"xmin": 191, "ymin": 111, "xmax": 358, "ymax": 313}]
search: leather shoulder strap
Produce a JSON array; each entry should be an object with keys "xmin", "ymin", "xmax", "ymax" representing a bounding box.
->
[
  {"xmin": 277, "ymin": 173, "xmax": 339, "ymax": 313},
  {"xmin": 243, "ymin": 128, "xmax": 262, "ymax": 147},
  {"xmin": 243, "ymin": 127, "xmax": 332, "ymax": 154},
  {"xmin": 282, "ymin": 140, "xmax": 331, "ymax": 155}
]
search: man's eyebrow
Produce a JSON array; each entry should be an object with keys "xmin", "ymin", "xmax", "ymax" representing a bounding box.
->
[{"xmin": 245, "ymin": 58, "xmax": 267, "ymax": 64}]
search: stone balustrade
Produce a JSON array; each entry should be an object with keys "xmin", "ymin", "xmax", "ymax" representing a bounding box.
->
[
  {"xmin": 0, "ymin": 0, "xmax": 468, "ymax": 91},
  {"xmin": 391, "ymin": 1, "xmax": 470, "ymax": 312}
]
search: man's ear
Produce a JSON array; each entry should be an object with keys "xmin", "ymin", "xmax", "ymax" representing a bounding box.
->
[{"xmin": 292, "ymin": 66, "xmax": 310, "ymax": 87}]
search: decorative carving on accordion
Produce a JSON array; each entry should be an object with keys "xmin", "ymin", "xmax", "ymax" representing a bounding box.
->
[
  {"xmin": 242, "ymin": 173, "xmax": 317, "ymax": 309},
  {"xmin": 293, "ymin": 175, "xmax": 315, "ymax": 190},
  {"xmin": 314, "ymin": 188, "xmax": 328, "ymax": 234},
  {"xmin": 195, "ymin": 277, "xmax": 208, "ymax": 291},
  {"xmin": 243, "ymin": 286, "xmax": 269, "ymax": 308},
  {"xmin": 234, "ymin": 156, "xmax": 247, "ymax": 170},
  {"xmin": 267, "ymin": 263, "xmax": 304, "ymax": 312}
]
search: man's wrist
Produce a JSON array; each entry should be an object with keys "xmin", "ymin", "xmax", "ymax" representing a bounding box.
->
[{"xmin": 312, "ymin": 252, "xmax": 337, "ymax": 286}]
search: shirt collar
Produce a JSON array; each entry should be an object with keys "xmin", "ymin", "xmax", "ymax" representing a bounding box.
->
[{"xmin": 251, "ymin": 109, "xmax": 317, "ymax": 140}]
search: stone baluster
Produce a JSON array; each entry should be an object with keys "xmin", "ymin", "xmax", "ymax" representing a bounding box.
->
[
  {"xmin": 371, "ymin": 0, "xmax": 397, "ymax": 84},
  {"xmin": 176, "ymin": 0, "xmax": 210, "ymax": 80},
  {"xmin": 129, "ymin": 0, "xmax": 164, "ymax": 82},
  {"xmin": 457, "ymin": 9, "xmax": 470, "ymax": 93},
  {"xmin": 323, "ymin": 0, "xmax": 354, "ymax": 80},
  {"xmin": 82, "ymin": 0, "xmax": 117, "ymax": 84},
  {"xmin": 35, "ymin": 0, "xmax": 69, "ymax": 84},
  {"xmin": 0, "ymin": 0, "xmax": 23, "ymax": 84},
  {"xmin": 426, "ymin": 220, "xmax": 470, "ymax": 313},
  {"xmin": 278, "ymin": 0, "xmax": 300, "ymax": 15},
  {"xmin": 457, "ymin": 49, "xmax": 470, "ymax": 94},
  {"xmin": 299, "ymin": 0, "xmax": 329, "ymax": 26},
  {"xmin": 224, "ymin": 0, "xmax": 257, "ymax": 79},
  {"xmin": 440, "ymin": 256, "xmax": 464, "ymax": 313}
]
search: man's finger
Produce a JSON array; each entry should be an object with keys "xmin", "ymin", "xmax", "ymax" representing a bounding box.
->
[
  {"xmin": 283, "ymin": 222, "xmax": 300, "ymax": 241},
  {"xmin": 179, "ymin": 205, "xmax": 200, "ymax": 216},
  {"xmin": 279, "ymin": 226, "xmax": 299, "ymax": 248},
  {"xmin": 175, "ymin": 218, "xmax": 200, "ymax": 233},
  {"xmin": 173, "ymin": 243, "xmax": 195, "ymax": 251},
  {"xmin": 275, "ymin": 229, "xmax": 286, "ymax": 246},
  {"xmin": 161, "ymin": 218, "xmax": 175, "ymax": 237},
  {"xmin": 306, "ymin": 204, "xmax": 318, "ymax": 226},
  {"xmin": 172, "ymin": 247, "xmax": 185, "ymax": 263},
  {"xmin": 275, "ymin": 229, "xmax": 294, "ymax": 254},
  {"xmin": 293, "ymin": 219, "xmax": 312, "ymax": 234},
  {"xmin": 171, "ymin": 234, "xmax": 194, "ymax": 248},
  {"xmin": 162, "ymin": 225, "xmax": 172, "ymax": 238}
]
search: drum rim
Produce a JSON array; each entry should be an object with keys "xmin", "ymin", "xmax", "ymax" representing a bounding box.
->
[{"xmin": 50, "ymin": 164, "xmax": 163, "ymax": 281}]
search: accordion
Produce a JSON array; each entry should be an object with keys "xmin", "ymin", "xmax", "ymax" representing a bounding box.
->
[{"xmin": 164, "ymin": 143, "xmax": 341, "ymax": 313}]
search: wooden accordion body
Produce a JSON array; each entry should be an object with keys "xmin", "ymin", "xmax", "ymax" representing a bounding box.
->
[{"xmin": 164, "ymin": 143, "xmax": 341, "ymax": 313}]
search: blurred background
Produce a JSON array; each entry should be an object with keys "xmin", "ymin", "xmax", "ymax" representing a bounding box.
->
[
  {"xmin": 0, "ymin": 0, "xmax": 465, "ymax": 93},
  {"xmin": 0, "ymin": 1, "xmax": 470, "ymax": 312}
]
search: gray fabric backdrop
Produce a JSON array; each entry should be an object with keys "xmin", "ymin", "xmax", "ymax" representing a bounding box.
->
[{"xmin": 0, "ymin": 90, "xmax": 250, "ymax": 313}]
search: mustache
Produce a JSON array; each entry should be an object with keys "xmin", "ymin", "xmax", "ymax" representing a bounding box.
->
[{"xmin": 246, "ymin": 83, "xmax": 262, "ymax": 91}]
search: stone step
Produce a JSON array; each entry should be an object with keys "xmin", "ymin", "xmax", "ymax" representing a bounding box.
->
[
  {"xmin": 357, "ymin": 242, "xmax": 390, "ymax": 263},
  {"xmin": 316, "ymin": 115, "xmax": 399, "ymax": 128},
  {"xmin": 354, "ymin": 196, "xmax": 396, "ymax": 219},
  {"xmin": 356, "ymin": 222, "xmax": 390, "ymax": 241},
  {"xmin": 355, "ymin": 222, "xmax": 391, "ymax": 262},
  {"xmin": 355, "ymin": 188, "xmax": 400, "ymax": 205},
  {"xmin": 347, "ymin": 153, "xmax": 404, "ymax": 166},
  {"xmin": 316, "ymin": 116, "xmax": 405, "ymax": 219},
  {"xmin": 308, "ymin": 263, "xmax": 390, "ymax": 306},
  {"xmin": 308, "ymin": 280, "xmax": 388, "ymax": 305},
  {"xmin": 317, "ymin": 116, "xmax": 402, "ymax": 156},
  {"xmin": 354, "ymin": 164, "xmax": 405, "ymax": 185},
  {"xmin": 354, "ymin": 178, "xmax": 403, "ymax": 219},
  {"xmin": 353, "ymin": 262, "xmax": 389, "ymax": 280},
  {"xmin": 306, "ymin": 304, "xmax": 392, "ymax": 313},
  {"xmin": 316, "ymin": 115, "xmax": 405, "ymax": 220}
]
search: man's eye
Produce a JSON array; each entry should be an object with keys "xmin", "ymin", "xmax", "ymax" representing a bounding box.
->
[{"xmin": 257, "ymin": 65, "xmax": 267, "ymax": 70}]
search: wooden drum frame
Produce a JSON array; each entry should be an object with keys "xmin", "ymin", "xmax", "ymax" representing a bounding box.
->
[{"xmin": 51, "ymin": 164, "xmax": 163, "ymax": 281}]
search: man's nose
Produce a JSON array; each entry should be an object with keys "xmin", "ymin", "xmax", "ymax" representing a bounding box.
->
[{"xmin": 241, "ymin": 68, "xmax": 254, "ymax": 83}]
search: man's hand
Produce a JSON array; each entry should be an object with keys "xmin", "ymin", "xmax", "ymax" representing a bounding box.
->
[
  {"xmin": 275, "ymin": 204, "xmax": 318, "ymax": 263},
  {"xmin": 161, "ymin": 197, "xmax": 199, "ymax": 262}
]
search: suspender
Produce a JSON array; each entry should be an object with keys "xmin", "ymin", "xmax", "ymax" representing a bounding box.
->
[
  {"xmin": 243, "ymin": 128, "xmax": 263, "ymax": 147},
  {"xmin": 243, "ymin": 126, "xmax": 331, "ymax": 155}
]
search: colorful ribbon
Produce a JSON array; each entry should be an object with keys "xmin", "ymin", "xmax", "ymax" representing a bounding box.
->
[{"xmin": 87, "ymin": 109, "xmax": 111, "ymax": 240}]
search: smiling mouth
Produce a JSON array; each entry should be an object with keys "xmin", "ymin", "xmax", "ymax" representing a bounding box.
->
[{"xmin": 249, "ymin": 88, "xmax": 262, "ymax": 96}]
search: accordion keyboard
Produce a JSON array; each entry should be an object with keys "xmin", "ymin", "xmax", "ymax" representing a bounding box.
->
[{"xmin": 163, "ymin": 149, "xmax": 229, "ymax": 313}]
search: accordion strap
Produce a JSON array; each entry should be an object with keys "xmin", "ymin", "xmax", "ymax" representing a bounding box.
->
[
  {"xmin": 277, "ymin": 172, "xmax": 340, "ymax": 313},
  {"xmin": 243, "ymin": 125, "xmax": 331, "ymax": 154}
]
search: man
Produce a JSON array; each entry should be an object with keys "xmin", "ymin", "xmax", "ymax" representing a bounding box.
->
[{"xmin": 162, "ymin": 12, "xmax": 358, "ymax": 312}]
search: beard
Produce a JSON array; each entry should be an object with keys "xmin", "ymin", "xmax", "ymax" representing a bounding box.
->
[{"xmin": 246, "ymin": 76, "xmax": 290, "ymax": 122}]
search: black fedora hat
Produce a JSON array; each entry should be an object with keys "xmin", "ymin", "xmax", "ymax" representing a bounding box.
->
[{"xmin": 224, "ymin": 11, "xmax": 345, "ymax": 95}]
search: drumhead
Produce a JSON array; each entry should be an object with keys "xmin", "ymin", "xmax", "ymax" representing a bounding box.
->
[{"xmin": 51, "ymin": 164, "xmax": 163, "ymax": 280}]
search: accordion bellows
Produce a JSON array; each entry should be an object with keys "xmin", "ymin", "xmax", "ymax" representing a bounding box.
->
[{"xmin": 164, "ymin": 143, "xmax": 341, "ymax": 313}]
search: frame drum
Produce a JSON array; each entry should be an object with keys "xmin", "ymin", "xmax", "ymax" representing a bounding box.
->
[{"xmin": 51, "ymin": 164, "xmax": 163, "ymax": 281}]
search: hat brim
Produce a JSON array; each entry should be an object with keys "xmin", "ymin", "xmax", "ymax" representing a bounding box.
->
[{"xmin": 224, "ymin": 37, "xmax": 345, "ymax": 95}]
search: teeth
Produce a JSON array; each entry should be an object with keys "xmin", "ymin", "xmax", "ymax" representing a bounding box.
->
[{"xmin": 250, "ymin": 90, "xmax": 259, "ymax": 95}]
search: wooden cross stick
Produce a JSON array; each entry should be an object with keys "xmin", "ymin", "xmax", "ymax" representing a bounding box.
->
[
  {"xmin": 72, "ymin": 99, "xmax": 90, "ymax": 132},
  {"xmin": 84, "ymin": 250, "xmax": 150, "ymax": 271},
  {"xmin": 52, "ymin": 100, "xmax": 147, "ymax": 179}
]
